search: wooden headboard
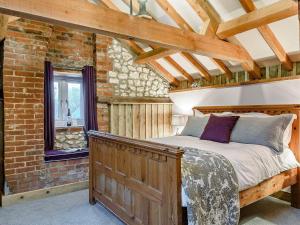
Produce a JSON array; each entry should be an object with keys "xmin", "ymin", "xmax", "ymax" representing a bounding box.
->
[{"xmin": 192, "ymin": 104, "xmax": 300, "ymax": 162}]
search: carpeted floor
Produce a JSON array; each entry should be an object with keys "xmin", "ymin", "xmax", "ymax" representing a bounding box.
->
[{"xmin": 0, "ymin": 189, "xmax": 299, "ymax": 225}]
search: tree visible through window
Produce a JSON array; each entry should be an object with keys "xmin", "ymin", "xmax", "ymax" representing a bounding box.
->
[{"xmin": 54, "ymin": 73, "xmax": 84, "ymax": 127}]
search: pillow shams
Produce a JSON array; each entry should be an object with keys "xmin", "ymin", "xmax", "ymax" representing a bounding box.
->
[
  {"xmin": 231, "ymin": 114, "xmax": 294, "ymax": 153},
  {"xmin": 233, "ymin": 113, "xmax": 296, "ymax": 148},
  {"xmin": 180, "ymin": 116, "xmax": 209, "ymax": 137}
]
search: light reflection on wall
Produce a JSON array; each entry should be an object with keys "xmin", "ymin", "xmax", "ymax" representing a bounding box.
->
[{"xmin": 170, "ymin": 79, "xmax": 300, "ymax": 115}]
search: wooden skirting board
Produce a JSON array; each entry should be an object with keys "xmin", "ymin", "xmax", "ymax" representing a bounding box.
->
[{"xmin": 1, "ymin": 181, "xmax": 88, "ymax": 207}]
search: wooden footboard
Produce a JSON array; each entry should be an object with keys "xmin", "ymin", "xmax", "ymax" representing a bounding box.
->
[
  {"xmin": 89, "ymin": 105, "xmax": 300, "ymax": 224},
  {"xmin": 89, "ymin": 131, "xmax": 184, "ymax": 225}
]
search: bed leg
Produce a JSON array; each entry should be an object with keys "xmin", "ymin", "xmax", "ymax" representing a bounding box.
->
[
  {"xmin": 291, "ymin": 169, "xmax": 300, "ymax": 209},
  {"xmin": 182, "ymin": 207, "xmax": 188, "ymax": 225},
  {"xmin": 89, "ymin": 191, "xmax": 96, "ymax": 205}
]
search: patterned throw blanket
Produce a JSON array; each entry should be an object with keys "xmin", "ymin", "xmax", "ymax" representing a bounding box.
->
[{"xmin": 182, "ymin": 147, "xmax": 240, "ymax": 225}]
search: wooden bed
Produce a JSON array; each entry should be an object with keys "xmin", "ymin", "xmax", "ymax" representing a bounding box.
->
[{"xmin": 89, "ymin": 104, "xmax": 300, "ymax": 225}]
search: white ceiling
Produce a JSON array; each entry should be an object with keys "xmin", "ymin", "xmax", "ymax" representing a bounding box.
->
[{"xmin": 106, "ymin": 0, "xmax": 299, "ymax": 80}]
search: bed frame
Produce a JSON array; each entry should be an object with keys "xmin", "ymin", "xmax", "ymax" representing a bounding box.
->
[{"xmin": 89, "ymin": 104, "xmax": 300, "ymax": 225}]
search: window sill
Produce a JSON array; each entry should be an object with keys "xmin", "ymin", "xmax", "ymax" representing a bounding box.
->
[
  {"xmin": 45, "ymin": 149, "xmax": 89, "ymax": 162},
  {"xmin": 55, "ymin": 126, "xmax": 84, "ymax": 132}
]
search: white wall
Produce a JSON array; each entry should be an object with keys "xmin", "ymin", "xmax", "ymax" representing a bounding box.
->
[{"xmin": 170, "ymin": 79, "xmax": 300, "ymax": 115}]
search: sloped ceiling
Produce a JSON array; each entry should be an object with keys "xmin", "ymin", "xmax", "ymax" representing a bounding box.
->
[{"xmin": 103, "ymin": 0, "xmax": 299, "ymax": 80}]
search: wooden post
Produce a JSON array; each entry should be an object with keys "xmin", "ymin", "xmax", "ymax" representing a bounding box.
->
[{"xmin": 89, "ymin": 137, "xmax": 96, "ymax": 205}]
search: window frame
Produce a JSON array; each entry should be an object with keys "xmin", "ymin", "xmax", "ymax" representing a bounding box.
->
[{"xmin": 54, "ymin": 72, "xmax": 84, "ymax": 128}]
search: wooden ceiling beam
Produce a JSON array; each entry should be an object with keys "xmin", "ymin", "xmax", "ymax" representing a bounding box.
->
[
  {"xmin": 210, "ymin": 58, "xmax": 232, "ymax": 80},
  {"xmin": 156, "ymin": 0, "xmax": 232, "ymax": 79},
  {"xmin": 122, "ymin": 0, "xmax": 197, "ymax": 82},
  {"xmin": 101, "ymin": 0, "xmax": 180, "ymax": 86},
  {"xmin": 149, "ymin": 61, "xmax": 181, "ymax": 86},
  {"xmin": 239, "ymin": 0, "xmax": 293, "ymax": 71},
  {"xmin": 164, "ymin": 56, "xmax": 194, "ymax": 82},
  {"xmin": 217, "ymin": 0, "xmax": 297, "ymax": 39},
  {"xmin": 157, "ymin": 0, "xmax": 229, "ymax": 80},
  {"xmin": 187, "ymin": 0, "xmax": 261, "ymax": 79},
  {"xmin": 124, "ymin": 0, "xmax": 204, "ymax": 81},
  {"xmin": 180, "ymin": 52, "xmax": 211, "ymax": 81},
  {"xmin": 186, "ymin": 0, "xmax": 220, "ymax": 36},
  {"xmin": 135, "ymin": 47, "xmax": 177, "ymax": 64},
  {"xmin": 124, "ymin": 0, "xmax": 233, "ymax": 80},
  {"xmin": 124, "ymin": 0, "xmax": 206, "ymax": 80},
  {"xmin": 125, "ymin": 39, "xmax": 180, "ymax": 86},
  {"xmin": 0, "ymin": 0, "xmax": 253, "ymax": 63},
  {"xmin": 156, "ymin": 0, "xmax": 194, "ymax": 31}
]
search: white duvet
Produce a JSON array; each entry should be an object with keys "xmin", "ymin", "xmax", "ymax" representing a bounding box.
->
[{"xmin": 151, "ymin": 136, "xmax": 299, "ymax": 206}]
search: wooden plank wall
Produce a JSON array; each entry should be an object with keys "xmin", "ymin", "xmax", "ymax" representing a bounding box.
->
[{"xmin": 110, "ymin": 103, "xmax": 173, "ymax": 139}]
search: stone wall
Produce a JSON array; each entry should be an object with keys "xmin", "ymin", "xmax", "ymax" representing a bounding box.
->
[
  {"xmin": 107, "ymin": 40, "xmax": 169, "ymax": 97},
  {"xmin": 54, "ymin": 128, "xmax": 86, "ymax": 150}
]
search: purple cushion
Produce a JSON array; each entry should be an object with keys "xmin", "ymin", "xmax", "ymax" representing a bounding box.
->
[{"xmin": 200, "ymin": 114, "xmax": 240, "ymax": 143}]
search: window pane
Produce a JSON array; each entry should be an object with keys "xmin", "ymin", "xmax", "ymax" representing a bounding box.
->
[
  {"xmin": 68, "ymin": 82, "xmax": 82, "ymax": 120},
  {"xmin": 54, "ymin": 81, "xmax": 59, "ymax": 120}
]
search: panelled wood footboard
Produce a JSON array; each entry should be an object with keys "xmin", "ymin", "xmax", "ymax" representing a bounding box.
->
[
  {"xmin": 89, "ymin": 131, "xmax": 184, "ymax": 225},
  {"xmin": 89, "ymin": 105, "xmax": 300, "ymax": 225}
]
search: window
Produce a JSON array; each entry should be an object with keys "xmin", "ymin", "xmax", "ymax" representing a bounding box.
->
[{"xmin": 54, "ymin": 73, "xmax": 84, "ymax": 127}]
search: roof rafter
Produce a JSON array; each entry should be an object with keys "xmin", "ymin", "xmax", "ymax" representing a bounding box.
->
[
  {"xmin": 138, "ymin": 0, "xmax": 233, "ymax": 80},
  {"xmin": 239, "ymin": 0, "xmax": 293, "ymax": 71},
  {"xmin": 164, "ymin": 56, "xmax": 194, "ymax": 82},
  {"xmin": 121, "ymin": 0, "xmax": 195, "ymax": 82},
  {"xmin": 187, "ymin": 0, "xmax": 261, "ymax": 79},
  {"xmin": 135, "ymin": 48, "xmax": 177, "ymax": 64},
  {"xmin": 217, "ymin": 0, "xmax": 297, "ymax": 39},
  {"xmin": 101, "ymin": 0, "xmax": 180, "ymax": 86},
  {"xmin": 180, "ymin": 52, "xmax": 211, "ymax": 81},
  {"xmin": 155, "ymin": 0, "xmax": 214, "ymax": 80},
  {"xmin": 156, "ymin": 0, "xmax": 234, "ymax": 79},
  {"xmin": 126, "ymin": 37, "xmax": 180, "ymax": 86}
]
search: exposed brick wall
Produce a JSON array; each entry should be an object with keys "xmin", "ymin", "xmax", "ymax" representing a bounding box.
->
[
  {"xmin": 94, "ymin": 34, "xmax": 113, "ymax": 132},
  {"xmin": 4, "ymin": 19, "xmax": 52, "ymax": 194},
  {"xmin": 3, "ymin": 19, "xmax": 92, "ymax": 194},
  {"xmin": 2, "ymin": 18, "xmax": 169, "ymax": 194},
  {"xmin": 44, "ymin": 158, "xmax": 88, "ymax": 188},
  {"xmin": 46, "ymin": 26, "xmax": 94, "ymax": 69}
]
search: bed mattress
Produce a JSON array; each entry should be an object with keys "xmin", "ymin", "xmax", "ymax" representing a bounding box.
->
[{"xmin": 150, "ymin": 136, "xmax": 299, "ymax": 206}]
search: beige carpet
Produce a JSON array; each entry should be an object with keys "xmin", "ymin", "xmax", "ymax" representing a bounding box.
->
[
  {"xmin": 0, "ymin": 190, "xmax": 299, "ymax": 225},
  {"xmin": 240, "ymin": 197, "xmax": 300, "ymax": 225},
  {"xmin": 240, "ymin": 217, "xmax": 277, "ymax": 225}
]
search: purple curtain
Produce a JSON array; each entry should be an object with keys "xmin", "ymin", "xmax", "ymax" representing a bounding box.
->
[
  {"xmin": 82, "ymin": 66, "xmax": 98, "ymax": 132},
  {"xmin": 44, "ymin": 61, "xmax": 55, "ymax": 151}
]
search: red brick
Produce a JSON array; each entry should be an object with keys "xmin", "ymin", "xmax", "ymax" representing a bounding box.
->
[{"xmin": 3, "ymin": 19, "xmax": 104, "ymax": 194}]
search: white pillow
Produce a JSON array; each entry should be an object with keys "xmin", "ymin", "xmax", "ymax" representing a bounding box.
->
[
  {"xmin": 193, "ymin": 109, "xmax": 204, "ymax": 117},
  {"xmin": 194, "ymin": 111, "xmax": 233, "ymax": 117}
]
